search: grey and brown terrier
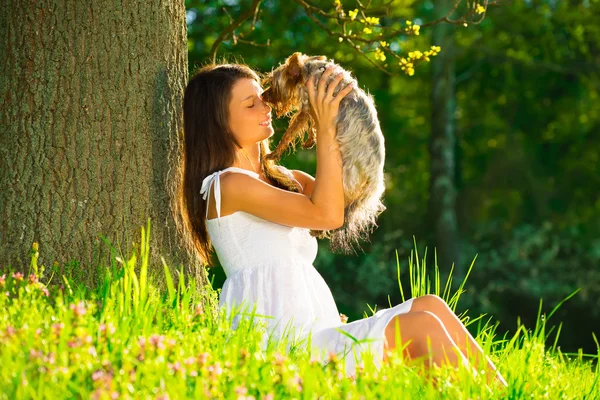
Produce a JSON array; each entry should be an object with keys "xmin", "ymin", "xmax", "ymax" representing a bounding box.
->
[{"xmin": 261, "ymin": 52, "xmax": 386, "ymax": 254}]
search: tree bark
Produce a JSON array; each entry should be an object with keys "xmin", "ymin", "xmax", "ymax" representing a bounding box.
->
[
  {"xmin": 0, "ymin": 0, "xmax": 203, "ymax": 288},
  {"xmin": 429, "ymin": 1, "xmax": 461, "ymax": 277}
]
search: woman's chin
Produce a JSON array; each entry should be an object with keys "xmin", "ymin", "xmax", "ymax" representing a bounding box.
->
[{"xmin": 263, "ymin": 125, "xmax": 274, "ymax": 137}]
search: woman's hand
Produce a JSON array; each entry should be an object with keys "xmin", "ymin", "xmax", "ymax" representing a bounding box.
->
[{"xmin": 306, "ymin": 65, "xmax": 354, "ymax": 136}]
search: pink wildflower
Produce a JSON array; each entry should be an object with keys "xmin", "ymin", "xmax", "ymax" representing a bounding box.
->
[
  {"xmin": 184, "ymin": 356, "xmax": 196, "ymax": 366},
  {"xmin": 291, "ymin": 373, "xmax": 303, "ymax": 392},
  {"xmin": 207, "ymin": 362, "xmax": 223, "ymax": 376},
  {"xmin": 129, "ymin": 369, "xmax": 136, "ymax": 383},
  {"xmin": 197, "ymin": 352, "xmax": 210, "ymax": 366},
  {"xmin": 28, "ymin": 274, "xmax": 38, "ymax": 284},
  {"xmin": 235, "ymin": 385, "xmax": 248, "ymax": 397},
  {"xmin": 168, "ymin": 361, "xmax": 182, "ymax": 373},
  {"xmin": 92, "ymin": 370, "xmax": 105, "ymax": 381},
  {"xmin": 12, "ymin": 272, "xmax": 24, "ymax": 281},
  {"xmin": 194, "ymin": 304, "xmax": 203, "ymax": 316},
  {"xmin": 149, "ymin": 334, "xmax": 165, "ymax": 350},
  {"xmin": 273, "ymin": 352, "xmax": 287, "ymax": 366},
  {"xmin": 90, "ymin": 389, "xmax": 103, "ymax": 400},
  {"xmin": 52, "ymin": 323, "xmax": 64, "ymax": 336},
  {"xmin": 43, "ymin": 353, "xmax": 56, "ymax": 365},
  {"xmin": 327, "ymin": 351, "xmax": 339, "ymax": 363},
  {"xmin": 29, "ymin": 349, "xmax": 43, "ymax": 359},
  {"xmin": 69, "ymin": 301, "xmax": 87, "ymax": 317},
  {"xmin": 99, "ymin": 323, "xmax": 116, "ymax": 335}
]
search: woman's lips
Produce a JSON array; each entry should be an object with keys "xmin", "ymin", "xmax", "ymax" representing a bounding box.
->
[{"xmin": 259, "ymin": 117, "xmax": 271, "ymax": 126}]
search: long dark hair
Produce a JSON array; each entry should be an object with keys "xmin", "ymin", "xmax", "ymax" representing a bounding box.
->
[{"xmin": 177, "ymin": 63, "xmax": 301, "ymax": 267}]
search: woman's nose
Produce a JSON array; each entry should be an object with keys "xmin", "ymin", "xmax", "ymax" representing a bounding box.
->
[{"xmin": 262, "ymin": 100, "xmax": 271, "ymax": 112}]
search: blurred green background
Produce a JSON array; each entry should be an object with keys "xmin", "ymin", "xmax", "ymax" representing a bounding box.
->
[{"xmin": 186, "ymin": 0, "xmax": 600, "ymax": 355}]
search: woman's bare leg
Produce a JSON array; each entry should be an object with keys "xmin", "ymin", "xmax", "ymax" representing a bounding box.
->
[
  {"xmin": 382, "ymin": 310, "xmax": 473, "ymax": 375},
  {"xmin": 410, "ymin": 294, "xmax": 507, "ymax": 387}
]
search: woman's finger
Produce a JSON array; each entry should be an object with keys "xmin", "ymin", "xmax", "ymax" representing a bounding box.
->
[
  {"xmin": 306, "ymin": 75, "xmax": 315, "ymax": 95},
  {"xmin": 332, "ymin": 82, "xmax": 355, "ymax": 105},
  {"xmin": 325, "ymin": 71, "xmax": 345, "ymax": 102},
  {"xmin": 306, "ymin": 76, "xmax": 317, "ymax": 107},
  {"xmin": 305, "ymin": 76, "xmax": 320, "ymax": 120},
  {"xmin": 317, "ymin": 65, "xmax": 335, "ymax": 103}
]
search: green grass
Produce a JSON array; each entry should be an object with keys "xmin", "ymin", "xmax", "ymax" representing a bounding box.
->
[{"xmin": 0, "ymin": 222, "xmax": 598, "ymax": 399}]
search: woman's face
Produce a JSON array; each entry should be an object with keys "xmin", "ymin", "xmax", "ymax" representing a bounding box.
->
[{"xmin": 228, "ymin": 78, "xmax": 273, "ymax": 145}]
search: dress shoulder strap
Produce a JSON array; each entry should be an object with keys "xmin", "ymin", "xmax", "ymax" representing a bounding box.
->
[{"xmin": 200, "ymin": 167, "xmax": 260, "ymax": 220}]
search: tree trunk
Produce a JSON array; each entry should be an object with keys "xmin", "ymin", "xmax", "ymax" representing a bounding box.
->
[
  {"xmin": 429, "ymin": 1, "xmax": 461, "ymax": 277},
  {"xmin": 0, "ymin": 0, "xmax": 203, "ymax": 288}
]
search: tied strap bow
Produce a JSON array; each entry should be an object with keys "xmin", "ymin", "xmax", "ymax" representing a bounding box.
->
[{"xmin": 200, "ymin": 170, "xmax": 225, "ymax": 220}]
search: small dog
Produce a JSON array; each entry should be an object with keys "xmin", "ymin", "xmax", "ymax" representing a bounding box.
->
[{"xmin": 261, "ymin": 52, "xmax": 386, "ymax": 254}]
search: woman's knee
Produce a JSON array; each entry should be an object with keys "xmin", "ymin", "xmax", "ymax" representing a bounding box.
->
[
  {"xmin": 385, "ymin": 311, "xmax": 446, "ymax": 343},
  {"xmin": 416, "ymin": 310, "xmax": 446, "ymax": 332},
  {"xmin": 412, "ymin": 294, "xmax": 451, "ymax": 315},
  {"xmin": 385, "ymin": 311, "xmax": 447, "ymax": 356}
]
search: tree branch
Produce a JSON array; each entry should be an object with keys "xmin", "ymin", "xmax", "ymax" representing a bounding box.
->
[
  {"xmin": 209, "ymin": 0, "xmax": 502, "ymax": 75},
  {"xmin": 208, "ymin": 0, "xmax": 262, "ymax": 63}
]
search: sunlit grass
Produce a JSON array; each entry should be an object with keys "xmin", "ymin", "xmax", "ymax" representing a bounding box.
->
[{"xmin": 0, "ymin": 222, "xmax": 598, "ymax": 399}]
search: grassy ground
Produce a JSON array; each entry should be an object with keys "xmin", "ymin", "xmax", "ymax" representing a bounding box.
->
[{"xmin": 1, "ymin": 224, "xmax": 598, "ymax": 399}]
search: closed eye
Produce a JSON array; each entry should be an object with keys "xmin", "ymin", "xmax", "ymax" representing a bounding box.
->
[{"xmin": 246, "ymin": 92, "xmax": 264, "ymax": 108}]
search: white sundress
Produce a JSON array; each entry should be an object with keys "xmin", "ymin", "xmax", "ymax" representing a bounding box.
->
[{"xmin": 200, "ymin": 166, "xmax": 415, "ymax": 377}]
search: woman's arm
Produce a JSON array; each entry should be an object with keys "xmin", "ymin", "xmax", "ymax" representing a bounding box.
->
[
  {"xmin": 219, "ymin": 65, "xmax": 351, "ymax": 230},
  {"xmin": 306, "ymin": 65, "xmax": 346, "ymax": 225}
]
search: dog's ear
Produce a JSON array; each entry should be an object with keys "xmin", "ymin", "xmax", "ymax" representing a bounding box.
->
[{"xmin": 286, "ymin": 52, "xmax": 304, "ymax": 79}]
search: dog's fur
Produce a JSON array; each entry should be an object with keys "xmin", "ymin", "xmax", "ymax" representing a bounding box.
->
[{"xmin": 261, "ymin": 52, "xmax": 386, "ymax": 254}]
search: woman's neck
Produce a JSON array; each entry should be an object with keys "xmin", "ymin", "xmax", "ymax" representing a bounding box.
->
[{"xmin": 231, "ymin": 144, "xmax": 261, "ymax": 174}]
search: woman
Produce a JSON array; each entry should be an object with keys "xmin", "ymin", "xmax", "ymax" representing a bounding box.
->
[{"xmin": 178, "ymin": 62, "xmax": 507, "ymax": 387}]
